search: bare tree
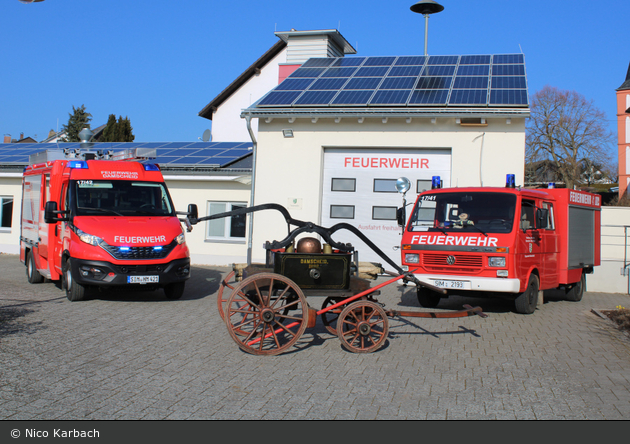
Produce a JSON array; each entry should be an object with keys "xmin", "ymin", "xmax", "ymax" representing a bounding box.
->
[{"xmin": 526, "ymin": 85, "xmax": 615, "ymax": 189}]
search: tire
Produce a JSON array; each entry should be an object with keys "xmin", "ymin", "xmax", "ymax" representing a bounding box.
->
[
  {"xmin": 565, "ymin": 273, "xmax": 585, "ymax": 302},
  {"xmin": 417, "ymin": 286, "xmax": 441, "ymax": 308},
  {"xmin": 63, "ymin": 258, "xmax": 86, "ymax": 302},
  {"xmin": 26, "ymin": 251, "xmax": 44, "ymax": 284},
  {"xmin": 514, "ymin": 273, "xmax": 538, "ymax": 314},
  {"xmin": 164, "ymin": 282, "xmax": 185, "ymax": 300}
]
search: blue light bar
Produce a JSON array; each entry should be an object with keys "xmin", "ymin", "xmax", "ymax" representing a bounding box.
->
[
  {"xmin": 119, "ymin": 247, "xmax": 130, "ymax": 252},
  {"xmin": 68, "ymin": 160, "xmax": 89, "ymax": 169},
  {"xmin": 153, "ymin": 246, "xmax": 163, "ymax": 251},
  {"xmin": 144, "ymin": 163, "xmax": 160, "ymax": 171}
]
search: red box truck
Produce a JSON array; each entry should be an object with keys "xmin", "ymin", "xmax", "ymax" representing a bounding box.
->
[
  {"xmin": 399, "ymin": 176, "xmax": 601, "ymax": 314},
  {"xmin": 20, "ymin": 148, "xmax": 192, "ymax": 301}
]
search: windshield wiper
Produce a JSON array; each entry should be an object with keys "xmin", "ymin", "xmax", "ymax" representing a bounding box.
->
[
  {"xmin": 463, "ymin": 223, "xmax": 488, "ymax": 237},
  {"xmin": 77, "ymin": 207, "xmax": 124, "ymax": 217}
]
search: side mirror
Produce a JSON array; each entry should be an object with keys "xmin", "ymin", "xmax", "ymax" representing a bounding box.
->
[
  {"xmin": 536, "ymin": 208, "xmax": 548, "ymax": 230},
  {"xmin": 44, "ymin": 201, "xmax": 59, "ymax": 224},
  {"xmin": 187, "ymin": 204, "xmax": 198, "ymax": 223},
  {"xmin": 396, "ymin": 207, "xmax": 406, "ymax": 227}
]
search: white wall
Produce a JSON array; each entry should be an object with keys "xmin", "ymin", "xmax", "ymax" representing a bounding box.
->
[
  {"xmin": 0, "ymin": 174, "xmax": 22, "ymax": 255},
  {"xmin": 163, "ymin": 176, "xmax": 251, "ymax": 266},
  {"xmin": 250, "ymin": 116, "xmax": 526, "ymax": 265},
  {"xmin": 210, "ymin": 48, "xmax": 287, "ymax": 142},
  {"xmin": 588, "ymin": 206, "xmax": 630, "ymax": 294}
]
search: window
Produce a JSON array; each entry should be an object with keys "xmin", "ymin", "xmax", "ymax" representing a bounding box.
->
[
  {"xmin": 542, "ymin": 202, "xmax": 555, "ymax": 230},
  {"xmin": 206, "ymin": 202, "xmax": 246, "ymax": 241},
  {"xmin": 373, "ymin": 179, "xmax": 398, "ymax": 193},
  {"xmin": 1, "ymin": 196, "xmax": 13, "ymax": 229},
  {"xmin": 372, "ymin": 206, "xmax": 397, "ymax": 220},
  {"xmin": 417, "ymin": 179, "xmax": 431, "ymax": 193},
  {"xmin": 331, "ymin": 178, "xmax": 356, "ymax": 192},
  {"xmin": 330, "ymin": 205, "xmax": 355, "ymax": 219}
]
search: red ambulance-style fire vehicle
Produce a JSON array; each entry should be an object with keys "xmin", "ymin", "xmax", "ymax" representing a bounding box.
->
[
  {"xmin": 399, "ymin": 175, "xmax": 601, "ymax": 314},
  {"xmin": 20, "ymin": 147, "xmax": 192, "ymax": 301}
]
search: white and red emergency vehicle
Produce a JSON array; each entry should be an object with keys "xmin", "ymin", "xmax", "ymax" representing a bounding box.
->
[
  {"xmin": 399, "ymin": 175, "xmax": 601, "ymax": 314},
  {"xmin": 20, "ymin": 147, "xmax": 192, "ymax": 301}
]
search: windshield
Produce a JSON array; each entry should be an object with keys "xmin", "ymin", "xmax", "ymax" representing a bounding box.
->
[
  {"xmin": 73, "ymin": 180, "xmax": 175, "ymax": 217},
  {"xmin": 407, "ymin": 192, "xmax": 516, "ymax": 234}
]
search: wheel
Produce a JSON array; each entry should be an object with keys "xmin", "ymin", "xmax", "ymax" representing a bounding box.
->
[
  {"xmin": 337, "ymin": 300, "xmax": 389, "ymax": 353},
  {"xmin": 225, "ymin": 273, "xmax": 309, "ymax": 356},
  {"xmin": 321, "ymin": 297, "xmax": 346, "ymax": 335},
  {"xmin": 417, "ymin": 286, "xmax": 441, "ymax": 308},
  {"xmin": 26, "ymin": 251, "xmax": 44, "ymax": 284},
  {"xmin": 514, "ymin": 273, "xmax": 538, "ymax": 314},
  {"xmin": 164, "ymin": 282, "xmax": 185, "ymax": 300},
  {"xmin": 217, "ymin": 270, "xmax": 238, "ymax": 320},
  {"xmin": 63, "ymin": 258, "xmax": 86, "ymax": 302},
  {"xmin": 565, "ymin": 273, "xmax": 585, "ymax": 302}
]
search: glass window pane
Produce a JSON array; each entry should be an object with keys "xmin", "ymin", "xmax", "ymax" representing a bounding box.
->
[
  {"xmin": 417, "ymin": 180, "xmax": 431, "ymax": 193},
  {"xmin": 330, "ymin": 205, "xmax": 354, "ymax": 219},
  {"xmin": 373, "ymin": 206, "xmax": 396, "ymax": 220},
  {"xmin": 230, "ymin": 204, "xmax": 246, "ymax": 238},
  {"xmin": 207, "ymin": 202, "xmax": 226, "ymax": 237},
  {"xmin": 332, "ymin": 178, "xmax": 356, "ymax": 192},
  {"xmin": 374, "ymin": 179, "xmax": 397, "ymax": 193},
  {"xmin": 1, "ymin": 197, "xmax": 13, "ymax": 228}
]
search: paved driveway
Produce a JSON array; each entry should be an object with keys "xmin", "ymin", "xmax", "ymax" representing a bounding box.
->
[{"xmin": 1, "ymin": 253, "xmax": 629, "ymax": 420}]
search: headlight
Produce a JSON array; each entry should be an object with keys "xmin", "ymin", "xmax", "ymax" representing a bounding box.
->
[
  {"xmin": 488, "ymin": 257, "xmax": 506, "ymax": 267},
  {"xmin": 405, "ymin": 253, "xmax": 419, "ymax": 264},
  {"xmin": 175, "ymin": 232, "xmax": 185, "ymax": 245},
  {"xmin": 76, "ymin": 228, "xmax": 103, "ymax": 246}
]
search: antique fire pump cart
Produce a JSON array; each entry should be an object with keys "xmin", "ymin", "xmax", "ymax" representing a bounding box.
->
[{"xmin": 188, "ymin": 181, "xmax": 486, "ymax": 356}]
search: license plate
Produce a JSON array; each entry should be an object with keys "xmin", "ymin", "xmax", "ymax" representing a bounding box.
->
[
  {"xmin": 128, "ymin": 275, "xmax": 159, "ymax": 284},
  {"xmin": 433, "ymin": 279, "xmax": 469, "ymax": 289}
]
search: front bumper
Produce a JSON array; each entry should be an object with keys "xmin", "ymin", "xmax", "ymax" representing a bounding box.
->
[
  {"xmin": 69, "ymin": 257, "xmax": 191, "ymax": 287},
  {"xmin": 412, "ymin": 273, "xmax": 521, "ymax": 293}
]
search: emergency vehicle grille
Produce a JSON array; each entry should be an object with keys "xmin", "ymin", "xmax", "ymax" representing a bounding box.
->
[
  {"xmin": 422, "ymin": 253, "xmax": 483, "ymax": 273},
  {"xmin": 100, "ymin": 241, "xmax": 176, "ymax": 260}
]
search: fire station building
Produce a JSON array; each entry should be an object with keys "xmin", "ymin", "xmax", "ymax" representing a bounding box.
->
[{"xmin": 200, "ymin": 29, "xmax": 530, "ymax": 267}]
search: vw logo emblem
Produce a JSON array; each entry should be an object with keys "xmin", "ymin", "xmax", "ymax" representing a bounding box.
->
[{"xmin": 446, "ymin": 255, "xmax": 456, "ymax": 265}]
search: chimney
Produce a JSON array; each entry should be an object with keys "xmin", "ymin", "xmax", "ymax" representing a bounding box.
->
[
  {"xmin": 3, "ymin": 135, "xmax": 10, "ymax": 143},
  {"xmin": 20, "ymin": 132, "xmax": 24, "ymax": 140},
  {"xmin": 274, "ymin": 29, "xmax": 357, "ymax": 83}
]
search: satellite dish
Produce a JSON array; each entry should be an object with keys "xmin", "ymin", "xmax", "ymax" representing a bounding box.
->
[
  {"xmin": 396, "ymin": 177, "xmax": 411, "ymax": 194},
  {"xmin": 202, "ymin": 129, "xmax": 212, "ymax": 142}
]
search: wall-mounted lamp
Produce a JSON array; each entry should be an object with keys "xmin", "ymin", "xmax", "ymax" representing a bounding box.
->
[{"xmin": 282, "ymin": 129, "xmax": 294, "ymax": 138}]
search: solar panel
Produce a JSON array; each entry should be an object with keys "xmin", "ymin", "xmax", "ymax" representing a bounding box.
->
[
  {"xmin": 0, "ymin": 142, "xmax": 253, "ymax": 168},
  {"xmin": 255, "ymin": 54, "xmax": 528, "ymax": 108}
]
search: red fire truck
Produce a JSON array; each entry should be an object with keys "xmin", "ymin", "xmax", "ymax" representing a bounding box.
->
[
  {"xmin": 399, "ymin": 175, "xmax": 601, "ymax": 314},
  {"xmin": 20, "ymin": 147, "xmax": 192, "ymax": 301}
]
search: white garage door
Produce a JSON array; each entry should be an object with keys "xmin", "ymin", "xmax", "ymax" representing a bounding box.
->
[{"xmin": 321, "ymin": 148, "xmax": 451, "ymax": 269}]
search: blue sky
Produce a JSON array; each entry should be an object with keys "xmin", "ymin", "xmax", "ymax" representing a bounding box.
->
[{"xmin": 2, "ymin": 0, "xmax": 628, "ymax": 144}]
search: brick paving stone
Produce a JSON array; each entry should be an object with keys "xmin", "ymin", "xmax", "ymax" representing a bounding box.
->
[{"xmin": 1, "ymin": 253, "xmax": 630, "ymax": 420}]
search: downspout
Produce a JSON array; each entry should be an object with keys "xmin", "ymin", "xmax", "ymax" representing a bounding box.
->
[
  {"xmin": 473, "ymin": 132, "xmax": 486, "ymax": 187},
  {"xmin": 245, "ymin": 114, "xmax": 257, "ymax": 265}
]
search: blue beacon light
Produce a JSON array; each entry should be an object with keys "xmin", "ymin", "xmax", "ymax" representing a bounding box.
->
[
  {"xmin": 506, "ymin": 174, "xmax": 516, "ymax": 188},
  {"xmin": 431, "ymin": 176, "xmax": 441, "ymax": 189}
]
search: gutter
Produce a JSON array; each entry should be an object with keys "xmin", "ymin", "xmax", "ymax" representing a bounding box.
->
[{"xmin": 245, "ymin": 115, "xmax": 258, "ymax": 265}]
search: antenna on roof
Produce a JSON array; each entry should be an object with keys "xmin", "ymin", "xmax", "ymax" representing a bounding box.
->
[
  {"xmin": 201, "ymin": 129, "xmax": 212, "ymax": 142},
  {"xmin": 410, "ymin": 1, "xmax": 444, "ymax": 56}
]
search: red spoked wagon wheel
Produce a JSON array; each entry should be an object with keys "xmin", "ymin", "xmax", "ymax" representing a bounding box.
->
[
  {"xmin": 225, "ymin": 273, "xmax": 309, "ymax": 356},
  {"xmin": 217, "ymin": 270, "xmax": 238, "ymax": 320},
  {"xmin": 321, "ymin": 297, "xmax": 346, "ymax": 335},
  {"xmin": 337, "ymin": 300, "xmax": 389, "ymax": 353}
]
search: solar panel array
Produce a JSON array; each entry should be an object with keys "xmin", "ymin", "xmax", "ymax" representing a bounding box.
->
[
  {"xmin": 257, "ymin": 54, "xmax": 528, "ymax": 108},
  {"xmin": 0, "ymin": 142, "xmax": 253, "ymax": 167}
]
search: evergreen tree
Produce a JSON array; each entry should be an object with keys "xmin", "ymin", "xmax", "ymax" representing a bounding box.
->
[
  {"xmin": 60, "ymin": 105, "xmax": 92, "ymax": 142},
  {"xmin": 100, "ymin": 114, "xmax": 135, "ymax": 142},
  {"xmin": 100, "ymin": 114, "xmax": 117, "ymax": 142}
]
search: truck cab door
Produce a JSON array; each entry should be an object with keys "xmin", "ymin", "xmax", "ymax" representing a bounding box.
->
[
  {"xmin": 539, "ymin": 201, "xmax": 559, "ymax": 289},
  {"xmin": 52, "ymin": 181, "xmax": 69, "ymax": 277},
  {"xmin": 516, "ymin": 199, "xmax": 542, "ymax": 286}
]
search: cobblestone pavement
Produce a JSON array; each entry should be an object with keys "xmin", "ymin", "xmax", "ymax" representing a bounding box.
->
[{"xmin": 1, "ymin": 253, "xmax": 629, "ymax": 420}]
